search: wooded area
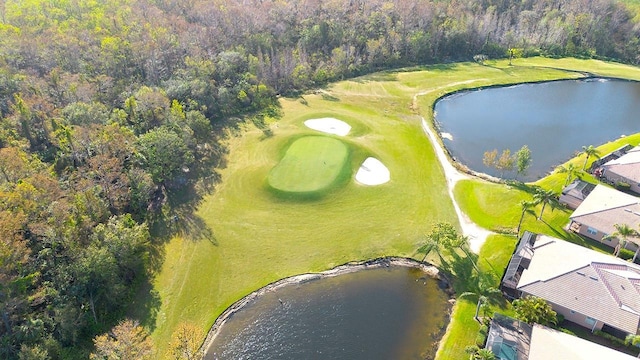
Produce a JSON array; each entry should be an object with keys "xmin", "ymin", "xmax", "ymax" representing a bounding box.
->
[{"xmin": 0, "ymin": 0, "xmax": 639, "ymax": 358}]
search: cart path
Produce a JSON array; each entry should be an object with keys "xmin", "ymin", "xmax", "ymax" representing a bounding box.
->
[{"xmin": 414, "ymin": 83, "xmax": 495, "ymax": 253}]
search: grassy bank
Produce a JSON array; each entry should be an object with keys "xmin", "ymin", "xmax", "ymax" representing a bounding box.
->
[{"xmin": 143, "ymin": 57, "xmax": 640, "ymax": 358}]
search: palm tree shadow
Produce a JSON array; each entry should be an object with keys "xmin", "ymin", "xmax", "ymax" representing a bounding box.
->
[
  {"xmin": 449, "ymin": 251, "xmax": 478, "ymax": 293},
  {"xmin": 505, "ymin": 180, "xmax": 539, "ymax": 195}
]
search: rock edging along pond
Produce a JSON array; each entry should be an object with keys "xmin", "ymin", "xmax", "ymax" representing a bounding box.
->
[{"xmin": 200, "ymin": 257, "xmax": 453, "ymax": 358}]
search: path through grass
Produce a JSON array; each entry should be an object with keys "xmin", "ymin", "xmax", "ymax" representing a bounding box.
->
[{"xmin": 143, "ymin": 57, "xmax": 640, "ymax": 359}]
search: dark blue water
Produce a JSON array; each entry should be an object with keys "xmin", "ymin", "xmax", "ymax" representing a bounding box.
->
[
  {"xmin": 434, "ymin": 79, "xmax": 640, "ymax": 181},
  {"xmin": 205, "ymin": 267, "xmax": 450, "ymax": 360}
]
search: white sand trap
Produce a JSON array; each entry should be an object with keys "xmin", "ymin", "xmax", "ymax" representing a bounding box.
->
[
  {"xmin": 356, "ymin": 157, "xmax": 390, "ymax": 185},
  {"xmin": 304, "ymin": 118, "xmax": 351, "ymax": 136}
]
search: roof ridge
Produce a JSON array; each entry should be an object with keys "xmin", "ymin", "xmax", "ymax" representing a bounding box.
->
[
  {"xmin": 593, "ymin": 264, "xmax": 623, "ymax": 308},
  {"xmin": 572, "ymin": 201, "xmax": 640, "ymax": 218},
  {"xmin": 524, "ymin": 264, "xmax": 592, "ymax": 286}
]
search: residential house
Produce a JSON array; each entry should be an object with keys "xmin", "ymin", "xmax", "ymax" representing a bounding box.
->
[
  {"xmin": 600, "ymin": 145, "xmax": 640, "ymax": 194},
  {"xmin": 501, "ymin": 232, "xmax": 640, "ymax": 338},
  {"xmin": 559, "ymin": 180, "xmax": 596, "ymax": 210},
  {"xmin": 568, "ymin": 184, "xmax": 640, "ymax": 248},
  {"xmin": 486, "ymin": 313, "xmax": 636, "ymax": 360}
]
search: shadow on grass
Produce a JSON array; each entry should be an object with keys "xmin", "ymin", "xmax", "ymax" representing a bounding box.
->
[
  {"xmin": 505, "ymin": 180, "xmax": 540, "ymax": 195},
  {"xmin": 351, "ymin": 71, "xmax": 399, "ymax": 83},
  {"xmin": 128, "ymin": 277, "xmax": 162, "ymax": 333},
  {"xmin": 446, "ymin": 252, "xmax": 507, "ymax": 309}
]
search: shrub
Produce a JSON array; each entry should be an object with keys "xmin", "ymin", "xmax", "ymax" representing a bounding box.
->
[
  {"xmin": 475, "ymin": 324, "xmax": 488, "ymax": 347},
  {"xmin": 618, "ymin": 248, "xmax": 634, "ymax": 261},
  {"xmin": 616, "ymin": 181, "xmax": 631, "ymax": 191},
  {"xmin": 594, "ymin": 330, "xmax": 627, "ymax": 347}
]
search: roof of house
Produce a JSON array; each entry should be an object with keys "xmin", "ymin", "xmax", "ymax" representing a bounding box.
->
[
  {"xmin": 561, "ymin": 180, "xmax": 596, "ymax": 199},
  {"xmin": 517, "ymin": 234, "xmax": 640, "ymax": 334},
  {"xmin": 528, "ymin": 324, "xmax": 636, "ymax": 360},
  {"xmin": 603, "ymin": 146, "xmax": 640, "ymax": 184},
  {"xmin": 487, "ymin": 313, "xmax": 636, "ymax": 360},
  {"xmin": 569, "ymin": 184, "xmax": 640, "ymax": 236}
]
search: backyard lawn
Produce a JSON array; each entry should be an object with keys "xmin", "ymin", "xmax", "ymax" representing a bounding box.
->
[{"xmin": 143, "ymin": 57, "xmax": 640, "ymax": 359}]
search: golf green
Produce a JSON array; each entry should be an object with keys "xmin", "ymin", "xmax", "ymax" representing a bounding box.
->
[{"xmin": 268, "ymin": 136, "xmax": 350, "ymax": 194}]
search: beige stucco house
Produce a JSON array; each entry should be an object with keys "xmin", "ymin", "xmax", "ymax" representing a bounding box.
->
[
  {"xmin": 568, "ymin": 184, "xmax": 640, "ymax": 249},
  {"xmin": 600, "ymin": 145, "xmax": 640, "ymax": 194},
  {"xmin": 502, "ymin": 232, "xmax": 640, "ymax": 338}
]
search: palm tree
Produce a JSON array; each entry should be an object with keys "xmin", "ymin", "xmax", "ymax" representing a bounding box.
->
[
  {"xmin": 556, "ymin": 163, "xmax": 579, "ymax": 186},
  {"xmin": 416, "ymin": 222, "xmax": 457, "ymax": 266},
  {"xmin": 517, "ymin": 200, "xmax": 536, "ymax": 235},
  {"xmin": 460, "ymin": 273, "xmax": 502, "ymax": 322},
  {"xmin": 625, "ymin": 334, "xmax": 640, "ymax": 358},
  {"xmin": 604, "ymin": 223, "xmax": 639, "ymax": 258},
  {"xmin": 581, "ymin": 145, "xmax": 601, "ymax": 171},
  {"xmin": 532, "ymin": 187, "xmax": 558, "ymax": 220},
  {"xmin": 475, "ymin": 349, "xmax": 497, "ymax": 360},
  {"xmin": 416, "ymin": 235, "xmax": 447, "ymax": 265},
  {"xmin": 417, "ymin": 222, "xmax": 471, "ymax": 272}
]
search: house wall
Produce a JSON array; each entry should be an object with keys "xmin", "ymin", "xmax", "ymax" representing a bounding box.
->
[
  {"xmin": 559, "ymin": 194, "xmax": 582, "ymax": 210},
  {"xmin": 603, "ymin": 170, "xmax": 626, "ymax": 185},
  {"xmin": 573, "ymin": 223, "xmax": 618, "ymax": 248},
  {"xmin": 603, "ymin": 171, "xmax": 640, "ymax": 195},
  {"xmin": 520, "ymin": 293, "xmax": 605, "ymax": 332},
  {"xmin": 551, "ymin": 303, "xmax": 604, "ymax": 332}
]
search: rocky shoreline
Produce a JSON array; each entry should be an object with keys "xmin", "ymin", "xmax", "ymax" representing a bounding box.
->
[{"xmin": 199, "ymin": 257, "xmax": 451, "ymax": 356}]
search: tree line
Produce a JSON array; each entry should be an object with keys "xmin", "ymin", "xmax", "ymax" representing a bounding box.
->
[{"xmin": 0, "ymin": 0, "xmax": 639, "ymax": 358}]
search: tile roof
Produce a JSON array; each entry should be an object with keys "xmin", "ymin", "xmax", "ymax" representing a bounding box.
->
[
  {"xmin": 517, "ymin": 235, "xmax": 640, "ymax": 334},
  {"xmin": 570, "ymin": 184, "xmax": 639, "ymax": 218},
  {"xmin": 569, "ymin": 184, "xmax": 640, "ymax": 237},
  {"xmin": 603, "ymin": 146, "xmax": 640, "ymax": 184}
]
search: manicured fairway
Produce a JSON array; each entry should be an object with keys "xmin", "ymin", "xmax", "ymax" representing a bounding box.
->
[
  {"xmin": 143, "ymin": 57, "xmax": 640, "ymax": 359},
  {"xmin": 268, "ymin": 136, "xmax": 350, "ymax": 194}
]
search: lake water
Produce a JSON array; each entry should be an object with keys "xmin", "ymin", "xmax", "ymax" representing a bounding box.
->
[
  {"xmin": 204, "ymin": 266, "xmax": 450, "ymax": 360},
  {"xmin": 434, "ymin": 79, "xmax": 640, "ymax": 181}
]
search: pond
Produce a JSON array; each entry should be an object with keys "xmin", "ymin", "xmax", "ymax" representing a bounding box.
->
[
  {"xmin": 204, "ymin": 264, "xmax": 450, "ymax": 360},
  {"xmin": 434, "ymin": 79, "xmax": 640, "ymax": 181}
]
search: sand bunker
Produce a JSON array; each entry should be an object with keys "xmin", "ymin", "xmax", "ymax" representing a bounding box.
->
[
  {"xmin": 304, "ymin": 118, "xmax": 351, "ymax": 136},
  {"xmin": 356, "ymin": 157, "xmax": 390, "ymax": 185}
]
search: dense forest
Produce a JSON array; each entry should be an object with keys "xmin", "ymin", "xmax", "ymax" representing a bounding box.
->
[{"xmin": 1, "ymin": 0, "xmax": 639, "ymax": 358}]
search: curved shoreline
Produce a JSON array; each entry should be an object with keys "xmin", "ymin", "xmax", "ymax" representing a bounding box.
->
[
  {"xmin": 428, "ymin": 76, "xmax": 640, "ymax": 183},
  {"xmin": 199, "ymin": 257, "xmax": 450, "ymax": 357}
]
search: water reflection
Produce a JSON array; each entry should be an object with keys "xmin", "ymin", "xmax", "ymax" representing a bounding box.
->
[
  {"xmin": 435, "ymin": 79, "xmax": 640, "ymax": 181},
  {"xmin": 205, "ymin": 266, "xmax": 450, "ymax": 360}
]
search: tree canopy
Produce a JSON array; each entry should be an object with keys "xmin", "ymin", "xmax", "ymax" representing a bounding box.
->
[{"xmin": 1, "ymin": 0, "xmax": 640, "ymax": 358}]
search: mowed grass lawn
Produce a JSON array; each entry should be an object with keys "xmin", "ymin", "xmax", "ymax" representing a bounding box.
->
[
  {"xmin": 145, "ymin": 57, "xmax": 640, "ymax": 359},
  {"xmin": 268, "ymin": 135, "xmax": 350, "ymax": 194}
]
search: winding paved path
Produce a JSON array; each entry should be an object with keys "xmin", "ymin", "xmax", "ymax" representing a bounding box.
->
[{"xmin": 414, "ymin": 86, "xmax": 494, "ymax": 253}]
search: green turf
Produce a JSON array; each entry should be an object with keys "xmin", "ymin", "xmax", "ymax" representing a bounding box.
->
[
  {"xmin": 142, "ymin": 57, "xmax": 640, "ymax": 359},
  {"xmin": 437, "ymin": 234, "xmax": 517, "ymax": 359},
  {"xmin": 267, "ymin": 136, "xmax": 350, "ymax": 195}
]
